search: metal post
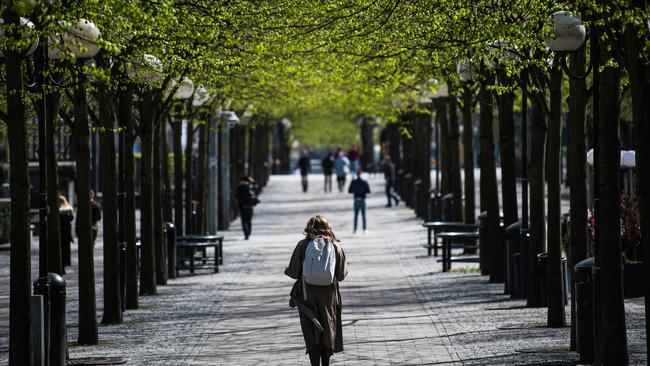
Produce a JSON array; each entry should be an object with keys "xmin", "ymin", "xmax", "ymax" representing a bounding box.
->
[
  {"xmin": 218, "ymin": 124, "xmax": 230, "ymax": 230},
  {"xmin": 590, "ymin": 22, "xmax": 603, "ymax": 363},
  {"xmin": 34, "ymin": 39, "xmax": 48, "ymax": 278},
  {"xmin": 208, "ymin": 114, "xmax": 219, "ymax": 234}
]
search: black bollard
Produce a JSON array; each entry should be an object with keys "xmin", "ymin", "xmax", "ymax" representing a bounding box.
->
[
  {"xmin": 413, "ymin": 179, "xmax": 421, "ymax": 218},
  {"xmin": 478, "ymin": 211, "xmax": 489, "ymax": 275},
  {"xmin": 442, "ymin": 193, "xmax": 454, "ymax": 221},
  {"xmin": 119, "ymin": 241, "xmax": 127, "ymax": 311},
  {"xmin": 505, "ymin": 221, "xmax": 521, "ymax": 296},
  {"xmin": 33, "ymin": 273, "xmax": 66, "ymax": 366},
  {"xmin": 574, "ymin": 257, "xmax": 596, "ymax": 363},
  {"xmin": 166, "ymin": 222, "xmax": 177, "ymax": 279},
  {"xmin": 429, "ymin": 189, "xmax": 442, "ymax": 221}
]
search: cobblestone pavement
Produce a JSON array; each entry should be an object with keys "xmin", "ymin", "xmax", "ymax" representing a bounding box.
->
[{"xmin": 0, "ymin": 174, "xmax": 646, "ymax": 365}]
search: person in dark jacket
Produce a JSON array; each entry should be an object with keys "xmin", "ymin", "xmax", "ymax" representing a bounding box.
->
[
  {"xmin": 297, "ymin": 149, "xmax": 311, "ymax": 193},
  {"xmin": 382, "ymin": 155, "xmax": 400, "ymax": 207},
  {"xmin": 237, "ymin": 176, "xmax": 257, "ymax": 240},
  {"xmin": 348, "ymin": 170, "xmax": 371, "ymax": 234},
  {"xmin": 321, "ymin": 152, "xmax": 334, "ymax": 193}
]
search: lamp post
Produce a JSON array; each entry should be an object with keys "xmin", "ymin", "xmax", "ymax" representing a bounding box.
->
[
  {"xmin": 34, "ymin": 18, "xmax": 102, "ymax": 365},
  {"xmin": 216, "ymin": 109, "xmax": 239, "ymax": 230},
  {"xmin": 1, "ymin": 14, "xmax": 39, "ymax": 365},
  {"xmin": 545, "ymin": 9, "xmax": 628, "ymax": 364}
]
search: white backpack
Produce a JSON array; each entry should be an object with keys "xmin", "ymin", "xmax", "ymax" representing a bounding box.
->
[{"xmin": 302, "ymin": 236, "xmax": 336, "ymax": 300}]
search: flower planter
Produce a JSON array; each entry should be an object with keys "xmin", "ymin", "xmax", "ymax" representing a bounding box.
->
[{"xmin": 623, "ymin": 262, "xmax": 645, "ymax": 298}]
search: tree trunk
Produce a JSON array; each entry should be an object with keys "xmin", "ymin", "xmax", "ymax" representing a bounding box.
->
[
  {"xmin": 567, "ymin": 44, "xmax": 588, "ymax": 348},
  {"xmin": 196, "ymin": 119, "xmax": 208, "ymax": 234},
  {"xmin": 153, "ymin": 117, "xmax": 165, "ymax": 285},
  {"xmin": 597, "ymin": 34, "xmax": 628, "ymax": 365},
  {"xmin": 546, "ymin": 57, "xmax": 566, "ymax": 327},
  {"xmin": 96, "ymin": 88, "xmax": 122, "ymax": 324},
  {"xmin": 360, "ymin": 117, "xmax": 375, "ymax": 173},
  {"xmin": 497, "ymin": 74, "xmax": 519, "ymax": 228},
  {"xmin": 162, "ymin": 118, "xmax": 173, "ymax": 225},
  {"xmin": 119, "ymin": 86, "xmax": 138, "ymax": 310},
  {"xmin": 172, "ymin": 118, "xmax": 184, "ymax": 236},
  {"xmin": 479, "ymin": 75, "xmax": 503, "ymax": 283},
  {"xmin": 461, "ymin": 87, "xmax": 476, "ymax": 224},
  {"xmin": 625, "ymin": 8, "xmax": 650, "ymax": 358},
  {"xmin": 46, "ymin": 92, "xmax": 63, "ymax": 274},
  {"xmin": 417, "ymin": 113, "xmax": 432, "ymax": 219},
  {"xmin": 4, "ymin": 22, "xmax": 33, "ymax": 363},
  {"xmin": 437, "ymin": 99, "xmax": 451, "ymax": 197},
  {"xmin": 528, "ymin": 90, "xmax": 547, "ymax": 307},
  {"xmin": 139, "ymin": 90, "xmax": 157, "ymax": 295},
  {"xmin": 184, "ymin": 119, "xmax": 194, "ymax": 234},
  {"xmin": 448, "ymin": 95, "xmax": 463, "ymax": 221},
  {"xmin": 218, "ymin": 125, "xmax": 230, "ymax": 230}
]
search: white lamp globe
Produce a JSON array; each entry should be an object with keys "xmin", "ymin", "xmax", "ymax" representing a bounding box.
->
[
  {"xmin": 621, "ymin": 150, "xmax": 636, "ymax": 168},
  {"xmin": 192, "ymin": 87, "xmax": 212, "ymax": 107},
  {"xmin": 223, "ymin": 111, "xmax": 239, "ymax": 128},
  {"xmin": 171, "ymin": 77, "xmax": 194, "ymax": 100},
  {"xmin": 48, "ymin": 19, "xmax": 101, "ymax": 60},
  {"xmin": 457, "ymin": 61, "xmax": 476, "ymax": 82},
  {"xmin": 544, "ymin": 11, "xmax": 586, "ymax": 52},
  {"xmin": 0, "ymin": 17, "xmax": 38, "ymax": 57},
  {"xmin": 127, "ymin": 54, "xmax": 163, "ymax": 82}
]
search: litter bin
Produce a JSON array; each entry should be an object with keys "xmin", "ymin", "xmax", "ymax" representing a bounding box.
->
[
  {"xmin": 33, "ymin": 273, "xmax": 67, "ymax": 366},
  {"xmin": 442, "ymin": 193, "xmax": 454, "ymax": 221},
  {"xmin": 574, "ymin": 257, "xmax": 596, "ymax": 363},
  {"xmin": 478, "ymin": 211, "xmax": 489, "ymax": 275},
  {"xmin": 505, "ymin": 221, "xmax": 521, "ymax": 296},
  {"xmin": 165, "ymin": 222, "xmax": 176, "ymax": 280},
  {"xmin": 429, "ymin": 189, "xmax": 442, "ymax": 221},
  {"xmin": 537, "ymin": 253, "xmax": 569, "ymax": 307}
]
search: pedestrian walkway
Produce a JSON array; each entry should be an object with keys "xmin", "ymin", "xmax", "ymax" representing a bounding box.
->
[{"xmin": 1, "ymin": 175, "xmax": 646, "ymax": 365}]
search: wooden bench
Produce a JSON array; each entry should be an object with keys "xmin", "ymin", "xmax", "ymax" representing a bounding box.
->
[
  {"xmin": 436, "ymin": 231, "xmax": 480, "ymax": 272},
  {"xmin": 176, "ymin": 235, "xmax": 224, "ymax": 276},
  {"xmin": 422, "ymin": 221, "xmax": 479, "ymax": 256}
]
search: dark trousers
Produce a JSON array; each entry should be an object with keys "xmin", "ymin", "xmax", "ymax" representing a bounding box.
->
[
  {"xmin": 385, "ymin": 182, "xmax": 399, "ymax": 206},
  {"xmin": 301, "ymin": 174, "xmax": 309, "ymax": 192},
  {"xmin": 353, "ymin": 199, "xmax": 367, "ymax": 231},
  {"xmin": 336, "ymin": 175, "xmax": 346, "ymax": 192},
  {"xmin": 324, "ymin": 174, "xmax": 332, "ymax": 193},
  {"xmin": 240, "ymin": 206, "xmax": 253, "ymax": 239}
]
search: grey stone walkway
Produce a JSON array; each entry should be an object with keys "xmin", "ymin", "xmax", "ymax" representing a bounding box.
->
[{"xmin": 1, "ymin": 174, "xmax": 647, "ymax": 365}]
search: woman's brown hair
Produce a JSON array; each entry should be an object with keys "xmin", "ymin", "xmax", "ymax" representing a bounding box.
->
[{"xmin": 304, "ymin": 215, "xmax": 338, "ymax": 241}]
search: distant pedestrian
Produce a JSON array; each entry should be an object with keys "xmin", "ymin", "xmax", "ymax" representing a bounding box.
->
[
  {"xmin": 90, "ymin": 190, "xmax": 102, "ymax": 244},
  {"xmin": 237, "ymin": 176, "xmax": 258, "ymax": 240},
  {"xmin": 334, "ymin": 150, "xmax": 350, "ymax": 193},
  {"xmin": 321, "ymin": 152, "xmax": 334, "ymax": 193},
  {"xmin": 347, "ymin": 144, "xmax": 359, "ymax": 173},
  {"xmin": 59, "ymin": 195, "xmax": 74, "ymax": 267},
  {"xmin": 297, "ymin": 149, "xmax": 311, "ymax": 193},
  {"xmin": 285, "ymin": 215, "xmax": 348, "ymax": 366},
  {"xmin": 348, "ymin": 170, "xmax": 370, "ymax": 234},
  {"xmin": 382, "ymin": 155, "xmax": 400, "ymax": 207}
]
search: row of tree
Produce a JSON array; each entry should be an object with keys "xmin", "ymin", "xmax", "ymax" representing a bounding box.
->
[{"xmin": 2, "ymin": 0, "xmax": 649, "ymax": 365}]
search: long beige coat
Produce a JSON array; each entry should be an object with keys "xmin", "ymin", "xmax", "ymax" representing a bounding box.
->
[{"xmin": 285, "ymin": 239, "xmax": 348, "ymax": 354}]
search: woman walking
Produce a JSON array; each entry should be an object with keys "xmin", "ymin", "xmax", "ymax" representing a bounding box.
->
[
  {"xmin": 285, "ymin": 216, "xmax": 348, "ymax": 366},
  {"xmin": 59, "ymin": 195, "xmax": 74, "ymax": 267}
]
